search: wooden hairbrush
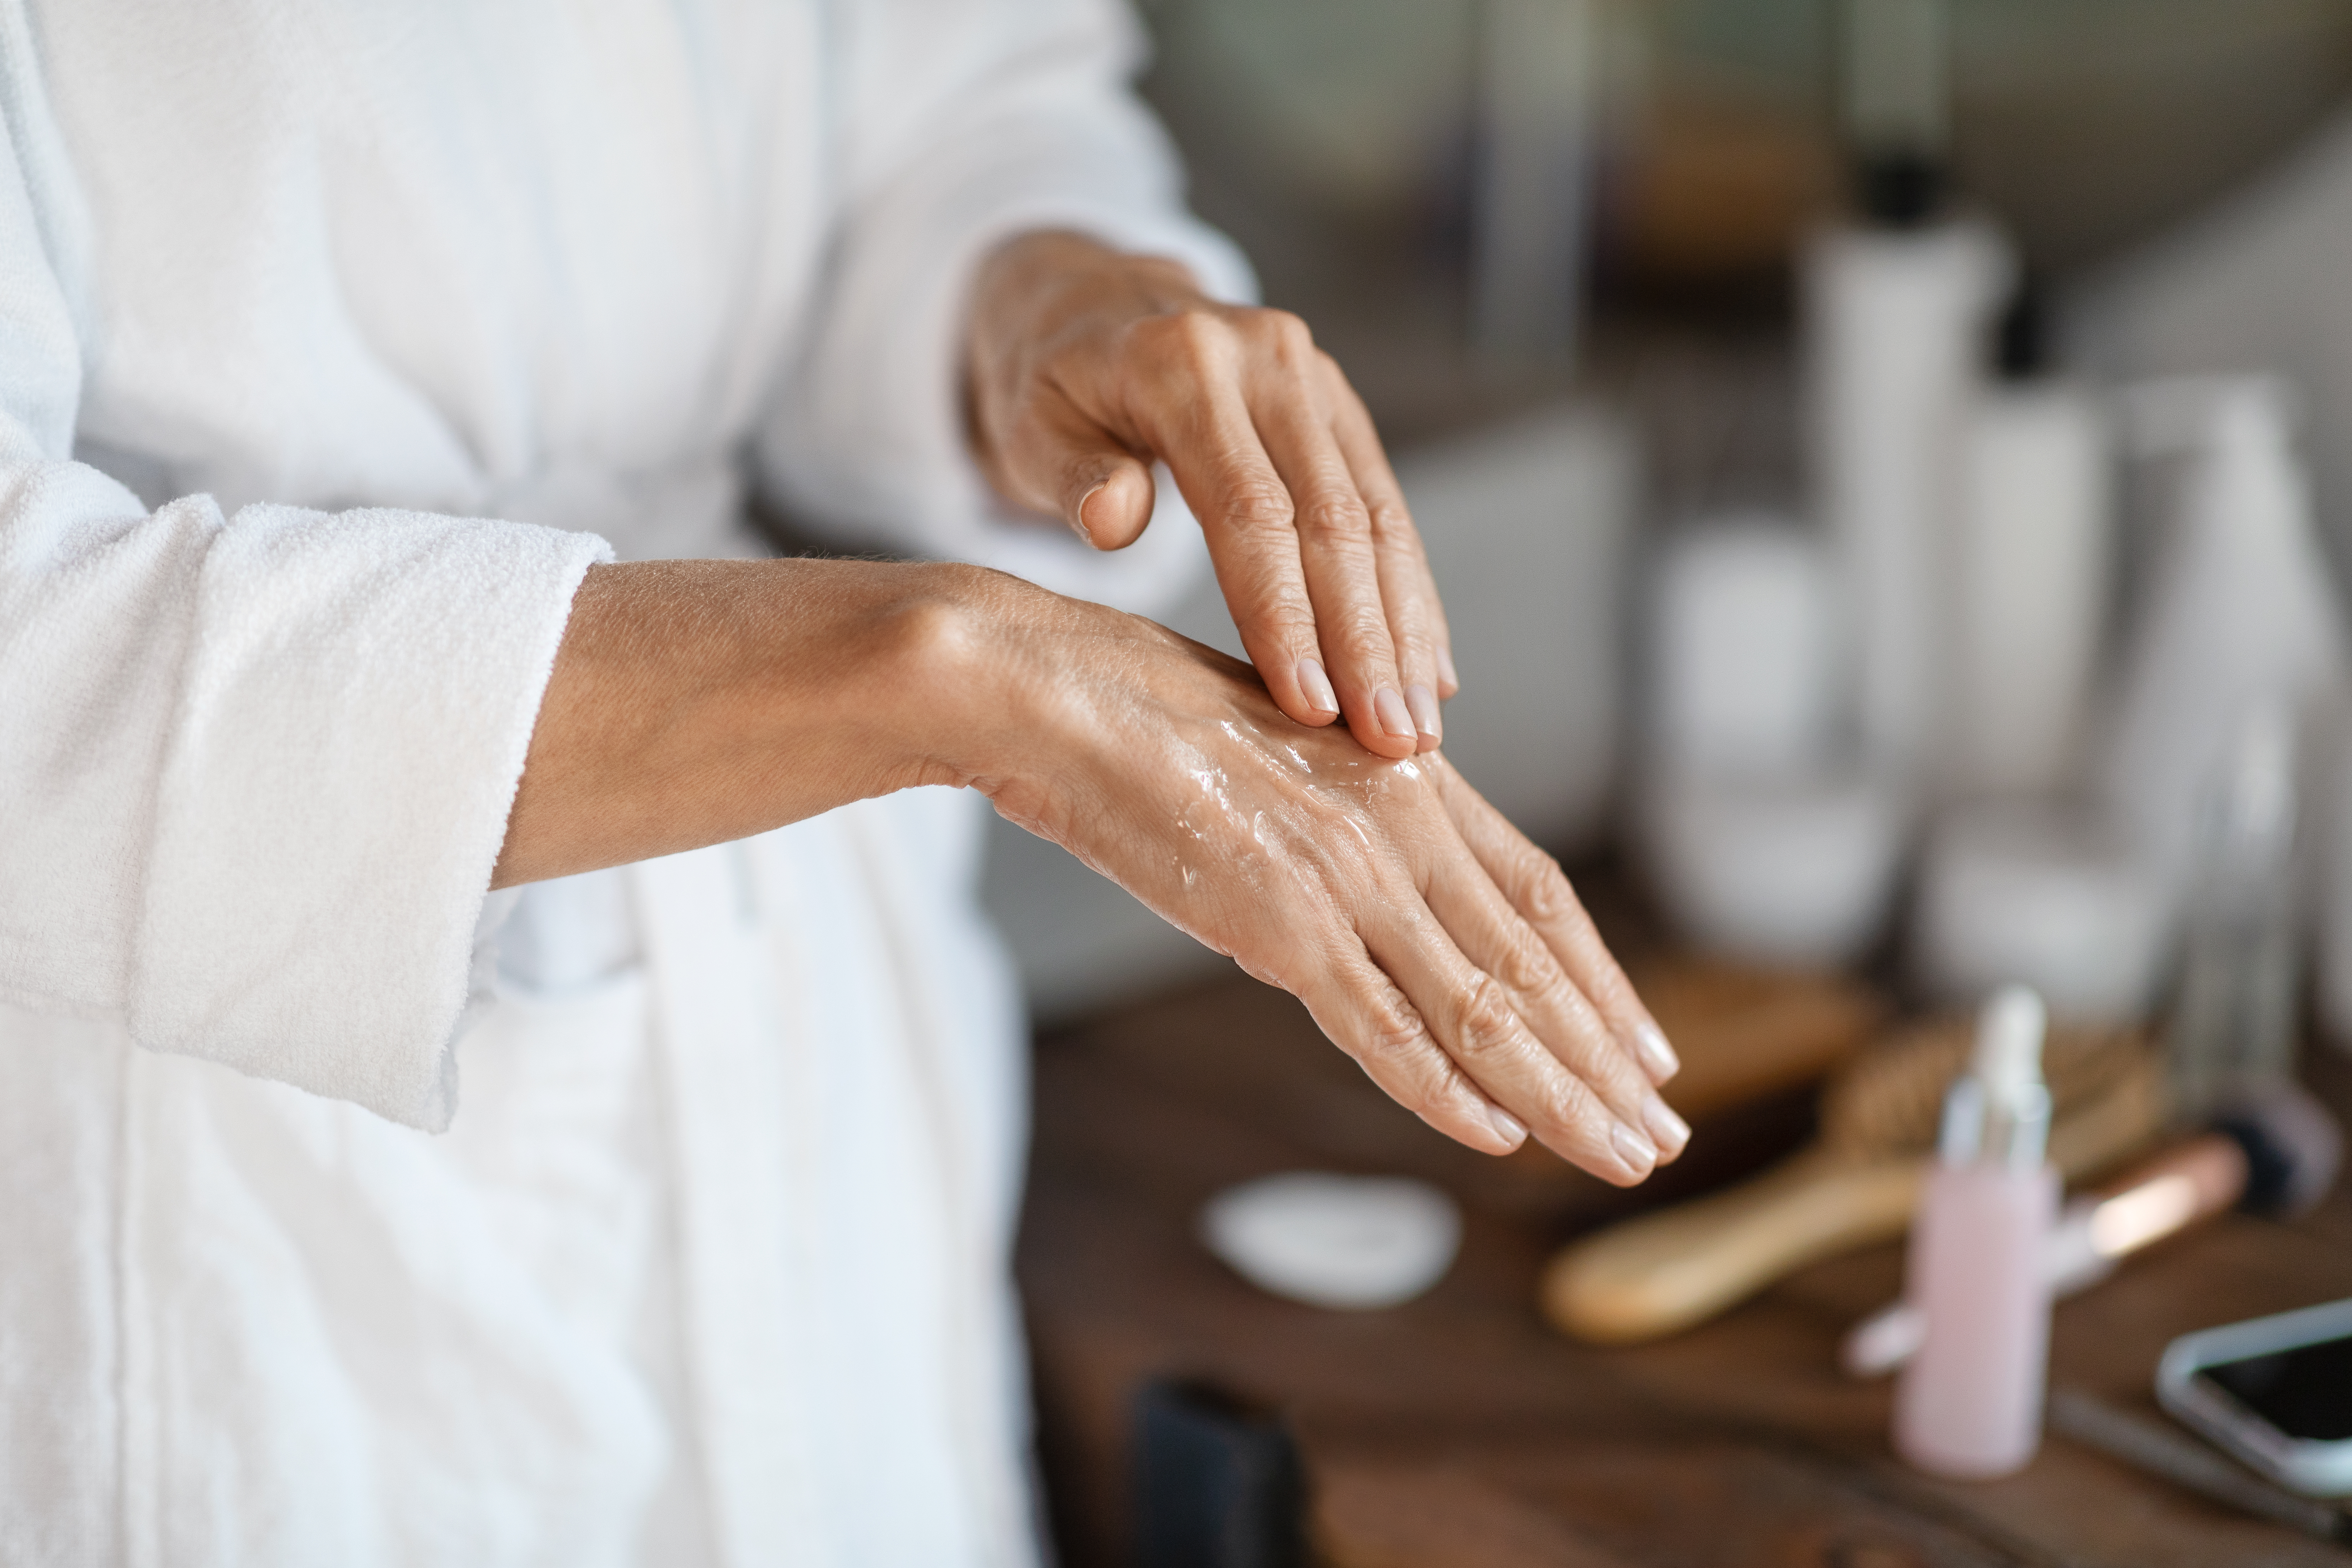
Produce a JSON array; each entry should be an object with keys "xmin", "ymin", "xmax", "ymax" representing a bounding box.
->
[{"xmin": 1540, "ymin": 1017, "xmax": 2167, "ymax": 1345}]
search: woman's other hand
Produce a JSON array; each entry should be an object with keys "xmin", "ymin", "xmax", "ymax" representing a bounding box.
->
[{"xmin": 965, "ymin": 231, "xmax": 1454, "ymax": 761}]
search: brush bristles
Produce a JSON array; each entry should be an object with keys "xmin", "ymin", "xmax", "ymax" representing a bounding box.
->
[{"xmin": 1819, "ymin": 1015, "xmax": 2150, "ymax": 1158}]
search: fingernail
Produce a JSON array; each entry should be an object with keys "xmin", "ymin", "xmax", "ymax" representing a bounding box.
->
[
  {"xmin": 1611, "ymin": 1121, "xmax": 1657, "ymax": 1178},
  {"xmin": 1642, "ymin": 1095, "xmax": 1691, "ymax": 1160},
  {"xmin": 1374, "ymin": 686, "xmax": 1414, "ymax": 740},
  {"xmin": 1073, "ymin": 484, "xmax": 1101, "ymax": 544},
  {"xmin": 1298, "ymin": 658, "xmax": 1340, "ymax": 717},
  {"xmin": 1634, "ymin": 1023, "xmax": 1679, "ymax": 1082},
  {"xmin": 1405, "ymin": 683, "xmax": 1442, "ymax": 744},
  {"xmin": 1485, "ymin": 1102, "xmax": 1528, "ymax": 1151},
  {"xmin": 1436, "ymin": 644, "xmax": 1459, "ymax": 691}
]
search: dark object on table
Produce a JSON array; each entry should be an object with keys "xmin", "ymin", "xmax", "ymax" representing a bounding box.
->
[
  {"xmin": 2049, "ymin": 1386, "xmax": 2352, "ymax": 1545},
  {"xmin": 1132, "ymin": 1377, "xmax": 1303, "ymax": 1568}
]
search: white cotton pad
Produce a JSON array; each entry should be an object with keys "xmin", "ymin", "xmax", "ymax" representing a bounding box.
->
[{"xmin": 1199, "ymin": 1173, "xmax": 1462, "ymax": 1311}]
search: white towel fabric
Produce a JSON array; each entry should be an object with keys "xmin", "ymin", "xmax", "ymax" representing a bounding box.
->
[{"xmin": 0, "ymin": 1, "xmax": 1247, "ymax": 1563}]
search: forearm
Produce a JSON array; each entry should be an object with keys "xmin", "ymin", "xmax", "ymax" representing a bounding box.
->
[
  {"xmin": 490, "ymin": 550, "xmax": 1684, "ymax": 1186},
  {"xmin": 492, "ymin": 557, "xmax": 1004, "ymax": 888}
]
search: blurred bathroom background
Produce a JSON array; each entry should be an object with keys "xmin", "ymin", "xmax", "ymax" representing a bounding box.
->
[{"xmin": 980, "ymin": 0, "xmax": 2352, "ymax": 1067}]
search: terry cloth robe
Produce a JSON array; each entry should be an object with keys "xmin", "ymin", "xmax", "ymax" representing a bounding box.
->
[{"xmin": 0, "ymin": 2, "xmax": 1250, "ymax": 1563}]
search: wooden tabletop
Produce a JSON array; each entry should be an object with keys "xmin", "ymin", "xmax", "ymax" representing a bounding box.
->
[{"xmin": 1017, "ymin": 970, "xmax": 2352, "ymax": 1568}]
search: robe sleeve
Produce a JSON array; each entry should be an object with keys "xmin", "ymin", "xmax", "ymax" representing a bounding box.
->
[
  {"xmin": 752, "ymin": 0, "xmax": 1256, "ymax": 618},
  {"xmin": 0, "ymin": 60, "xmax": 607, "ymax": 1132}
]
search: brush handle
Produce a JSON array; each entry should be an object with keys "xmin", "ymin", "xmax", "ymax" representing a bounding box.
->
[
  {"xmin": 1542, "ymin": 1053, "xmax": 2169, "ymax": 1345},
  {"xmin": 1542, "ymin": 1153, "xmax": 1921, "ymax": 1344}
]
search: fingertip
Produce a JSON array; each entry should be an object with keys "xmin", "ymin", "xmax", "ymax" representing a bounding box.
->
[
  {"xmin": 1297, "ymin": 657, "xmax": 1340, "ymax": 720},
  {"xmin": 1642, "ymin": 1094, "xmax": 1691, "ymax": 1162},
  {"xmin": 1404, "ymin": 684, "xmax": 1442, "ymax": 749},
  {"xmin": 1438, "ymin": 1095, "xmax": 1526, "ymax": 1156},
  {"xmin": 1633, "ymin": 1022, "xmax": 1680, "ymax": 1085},
  {"xmin": 1435, "ymin": 644, "xmax": 1460, "ymax": 698},
  {"xmin": 1609, "ymin": 1121, "xmax": 1658, "ymax": 1183}
]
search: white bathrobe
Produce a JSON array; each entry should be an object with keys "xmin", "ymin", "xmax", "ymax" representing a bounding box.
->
[{"xmin": 0, "ymin": 2, "xmax": 1248, "ymax": 1563}]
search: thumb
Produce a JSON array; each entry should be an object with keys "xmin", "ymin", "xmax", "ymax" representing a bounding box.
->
[
  {"xmin": 994, "ymin": 400, "xmax": 1157, "ymax": 551},
  {"xmin": 987, "ymin": 390, "xmax": 1157, "ymax": 550},
  {"xmin": 1068, "ymin": 454, "xmax": 1156, "ymax": 551}
]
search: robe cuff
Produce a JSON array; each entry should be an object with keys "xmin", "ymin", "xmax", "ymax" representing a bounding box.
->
[{"xmin": 130, "ymin": 502, "xmax": 609, "ymax": 1131}]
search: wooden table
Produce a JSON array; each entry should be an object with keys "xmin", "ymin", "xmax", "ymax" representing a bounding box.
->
[{"xmin": 1017, "ymin": 971, "xmax": 2352, "ymax": 1568}]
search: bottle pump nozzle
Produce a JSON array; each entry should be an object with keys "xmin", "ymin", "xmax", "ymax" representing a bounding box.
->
[{"xmin": 1940, "ymin": 986, "xmax": 2054, "ymax": 1171}]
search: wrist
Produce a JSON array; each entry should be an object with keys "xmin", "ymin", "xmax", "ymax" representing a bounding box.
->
[{"xmin": 870, "ymin": 560, "xmax": 1066, "ymax": 793}]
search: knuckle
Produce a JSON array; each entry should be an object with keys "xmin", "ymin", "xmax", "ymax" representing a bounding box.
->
[
  {"xmin": 1221, "ymin": 477, "xmax": 1296, "ymax": 535},
  {"xmin": 1143, "ymin": 307, "xmax": 1233, "ymax": 368},
  {"xmin": 1541, "ymin": 1071, "xmax": 1608, "ymax": 1142},
  {"xmin": 1450, "ymin": 974, "xmax": 1522, "ymax": 1066},
  {"xmin": 1244, "ymin": 307, "xmax": 1315, "ymax": 359},
  {"xmin": 1364, "ymin": 496, "xmax": 1417, "ymax": 542},
  {"xmin": 1491, "ymin": 926, "xmax": 1562, "ymax": 1002},
  {"xmin": 1518, "ymin": 856, "xmax": 1582, "ymax": 926},
  {"xmin": 1252, "ymin": 601, "xmax": 1322, "ymax": 648},
  {"xmin": 1330, "ymin": 602, "xmax": 1397, "ymax": 662},
  {"xmin": 1391, "ymin": 636, "xmax": 1437, "ymax": 680},
  {"xmin": 1292, "ymin": 490, "xmax": 1372, "ymax": 546},
  {"xmin": 1383, "ymin": 599, "xmax": 1434, "ymax": 658},
  {"xmin": 1357, "ymin": 1002, "xmax": 1440, "ymax": 1088}
]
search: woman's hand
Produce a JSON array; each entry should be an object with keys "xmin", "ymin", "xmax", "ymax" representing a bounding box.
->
[
  {"xmin": 954, "ymin": 571, "xmax": 1687, "ymax": 1185},
  {"xmin": 500, "ymin": 559, "xmax": 1683, "ymax": 1185},
  {"xmin": 965, "ymin": 231, "xmax": 1454, "ymax": 762}
]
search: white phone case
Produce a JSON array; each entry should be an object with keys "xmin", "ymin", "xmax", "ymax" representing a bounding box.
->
[{"xmin": 2158, "ymin": 1297, "xmax": 2352, "ymax": 1497}]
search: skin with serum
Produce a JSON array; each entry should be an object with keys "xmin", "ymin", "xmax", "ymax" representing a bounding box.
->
[{"xmin": 1894, "ymin": 985, "xmax": 2061, "ymax": 1478}]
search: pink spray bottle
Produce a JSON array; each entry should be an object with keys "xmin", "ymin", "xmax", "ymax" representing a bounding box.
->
[{"xmin": 1894, "ymin": 984, "xmax": 2060, "ymax": 1477}]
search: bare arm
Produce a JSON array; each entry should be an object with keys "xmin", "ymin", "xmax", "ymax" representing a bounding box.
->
[
  {"xmin": 492, "ymin": 557, "xmax": 977, "ymax": 888},
  {"xmin": 495, "ymin": 559, "xmax": 1688, "ymax": 1187}
]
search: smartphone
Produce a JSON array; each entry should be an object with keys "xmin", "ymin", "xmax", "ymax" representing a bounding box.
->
[{"xmin": 2158, "ymin": 1297, "xmax": 2352, "ymax": 1497}]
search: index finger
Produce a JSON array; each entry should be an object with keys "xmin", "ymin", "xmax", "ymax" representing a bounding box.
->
[{"xmin": 1141, "ymin": 337, "xmax": 1419, "ymax": 758}]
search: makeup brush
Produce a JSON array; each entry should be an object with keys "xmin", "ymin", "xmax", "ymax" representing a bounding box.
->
[
  {"xmin": 1540, "ymin": 1017, "xmax": 2166, "ymax": 1345},
  {"xmin": 1841, "ymin": 1085, "xmax": 2343, "ymax": 1376}
]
